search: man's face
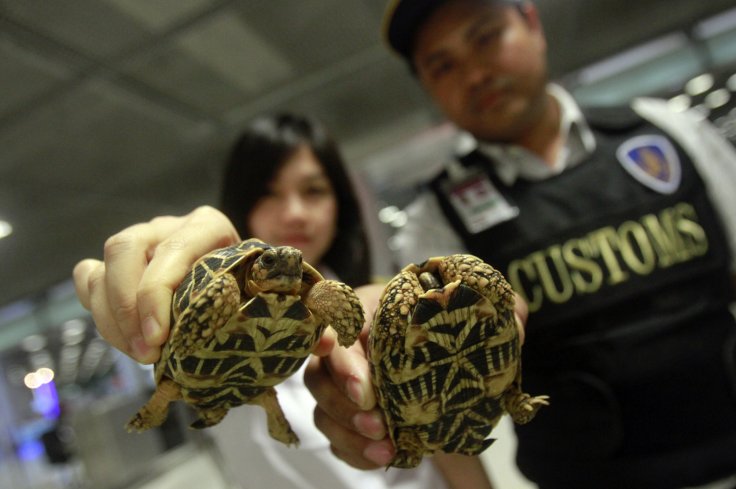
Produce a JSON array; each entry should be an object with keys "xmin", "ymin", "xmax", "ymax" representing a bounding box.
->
[{"xmin": 412, "ymin": 0, "xmax": 548, "ymax": 142}]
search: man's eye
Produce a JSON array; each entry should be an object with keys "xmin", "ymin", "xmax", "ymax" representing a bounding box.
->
[
  {"xmin": 430, "ymin": 61, "xmax": 454, "ymax": 80},
  {"xmin": 475, "ymin": 27, "xmax": 503, "ymax": 48}
]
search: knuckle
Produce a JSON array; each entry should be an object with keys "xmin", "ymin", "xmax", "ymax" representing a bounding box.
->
[
  {"xmin": 136, "ymin": 281, "xmax": 161, "ymax": 305},
  {"xmin": 157, "ymin": 236, "xmax": 189, "ymax": 254},
  {"xmin": 103, "ymin": 232, "xmax": 138, "ymax": 260},
  {"xmin": 312, "ymin": 407, "xmax": 327, "ymax": 433},
  {"xmin": 112, "ymin": 297, "xmax": 139, "ymax": 323},
  {"xmin": 191, "ymin": 206, "xmax": 240, "ymax": 242},
  {"xmin": 86, "ymin": 264, "xmax": 106, "ymax": 293},
  {"xmin": 192, "ymin": 205, "xmax": 219, "ymax": 219},
  {"xmin": 148, "ymin": 214, "xmax": 176, "ymax": 228}
]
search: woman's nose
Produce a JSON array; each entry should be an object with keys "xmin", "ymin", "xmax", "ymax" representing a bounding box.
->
[{"xmin": 282, "ymin": 194, "xmax": 307, "ymax": 220}]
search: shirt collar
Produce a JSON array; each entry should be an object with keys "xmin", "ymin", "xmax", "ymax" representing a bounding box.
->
[{"xmin": 466, "ymin": 84, "xmax": 596, "ymax": 185}]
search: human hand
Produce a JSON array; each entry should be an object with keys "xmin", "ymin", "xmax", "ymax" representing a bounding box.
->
[
  {"xmin": 305, "ymin": 287, "xmax": 530, "ymax": 470},
  {"xmin": 514, "ymin": 292, "xmax": 528, "ymax": 345},
  {"xmin": 72, "ymin": 206, "xmax": 240, "ymax": 364},
  {"xmin": 305, "ymin": 283, "xmax": 395, "ymax": 469}
]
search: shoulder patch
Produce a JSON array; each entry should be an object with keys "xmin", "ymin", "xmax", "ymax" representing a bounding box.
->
[{"xmin": 616, "ymin": 135, "xmax": 681, "ymax": 194}]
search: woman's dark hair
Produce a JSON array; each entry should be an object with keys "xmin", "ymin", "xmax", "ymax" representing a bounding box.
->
[{"xmin": 220, "ymin": 113, "xmax": 372, "ymax": 287}]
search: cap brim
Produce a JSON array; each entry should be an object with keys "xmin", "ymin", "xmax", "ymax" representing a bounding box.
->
[
  {"xmin": 382, "ymin": 0, "xmax": 447, "ymax": 61},
  {"xmin": 382, "ymin": 0, "xmax": 523, "ymax": 61}
]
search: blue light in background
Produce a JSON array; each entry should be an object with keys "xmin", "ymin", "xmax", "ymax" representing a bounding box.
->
[{"xmin": 32, "ymin": 381, "xmax": 61, "ymax": 420}]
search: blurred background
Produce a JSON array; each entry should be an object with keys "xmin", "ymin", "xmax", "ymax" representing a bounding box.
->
[{"xmin": 0, "ymin": 1, "xmax": 734, "ymax": 488}]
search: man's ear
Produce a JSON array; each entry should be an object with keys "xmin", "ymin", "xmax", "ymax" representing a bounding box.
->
[
  {"xmin": 518, "ymin": 2, "xmax": 543, "ymax": 35},
  {"xmin": 518, "ymin": 2, "xmax": 546, "ymax": 54}
]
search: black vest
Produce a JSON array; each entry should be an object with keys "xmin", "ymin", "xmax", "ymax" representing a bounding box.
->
[{"xmin": 429, "ymin": 107, "xmax": 736, "ymax": 488}]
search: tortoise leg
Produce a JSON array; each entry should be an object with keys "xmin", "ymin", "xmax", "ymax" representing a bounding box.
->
[
  {"xmin": 190, "ymin": 407, "xmax": 229, "ymax": 429},
  {"xmin": 169, "ymin": 273, "xmax": 241, "ymax": 356},
  {"xmin": 304, "ymin": 279, "xmax": 364, "ymax": 347},
  {"xmin": 502, "ymin": 376, "xmax": 550, "ymax": 425},
  {"xmin": 436, "ymin": 255, "xmax": 515, "ymax": 316},
  {"xmin": 126, "ymin": 378, "xmax": 182, "ymax": 432},
  {"xmin": 249, "ymin": 387, "xmax": 299, "ymax": 447},
  {"xmin": 390, "ymin": 429, "xmax": 427, "ymax": 468}
]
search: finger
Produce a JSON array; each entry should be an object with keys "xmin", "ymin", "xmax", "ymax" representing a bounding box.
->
[
  {"xmin": 513, "ymin": 292, "xmax": 529, "ymax": 345},
  {"xmin": 324, "ymin": 338, "xmax": 376, "ymax": 410},
  {"xmin": 319, "ymin": 417, "xmax": 395, "ymax": 470},
  {"xmin": 305, "ymin": 356, "xmax": 385, "ymax": 438},
  {"xmin": 136, "ymin": 206, "xmax": 240, "ymax": 347},
  {"xmin": 73, "ymin": 258, "xmax": 100, "ymax": 310},
  {"xmin": 354, "ymin": 283, "xmax": 385, "ymax": 325},
  {"xmin": 304, "ymin": 356, "xmax": 361, "ymax": 429},
  {"xmin": 312, "ymin": 327, "xmax": 337, "ymax": 357},
  {"xmin": 85, "ymin": 261, "xmax": 156, "ymax": 362},
  {"xmin": 103, "ymin": 220, "xmax": 179, "ymax": 353}
]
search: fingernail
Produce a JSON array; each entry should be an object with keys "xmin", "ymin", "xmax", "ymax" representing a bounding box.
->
[
  {"xmin": 352, "ymin": 411, "xmax": 386, "ymax": 440},
  {"xmin": 346, "ymin": 375, "xmax": 367, "ymax": 408},
  {"xmin": 363, "ymin": 440, "xmax": 395, "ymax": 466},
  {"xmin": 141, "ymin": 315, "xmax": 162, "ymax": 343}
]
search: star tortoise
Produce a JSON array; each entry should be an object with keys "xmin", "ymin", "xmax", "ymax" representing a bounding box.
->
[
  {"xmin": 368, "ymin": 253, "xmax": 548, "ymax": 468},
  {"xmin": 126, "ymin": 238, "xmax": 364, "ymax": 446}
]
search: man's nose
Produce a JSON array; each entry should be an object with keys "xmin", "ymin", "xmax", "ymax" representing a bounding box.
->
[{"xmin": 463, "ymin": 58, "xmax": 492, "ymax": 89}]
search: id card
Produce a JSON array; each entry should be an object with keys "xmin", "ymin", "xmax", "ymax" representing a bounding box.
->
[{"xmin": 441, "ymin": 167, "xmax": 518, "ymax": 234}]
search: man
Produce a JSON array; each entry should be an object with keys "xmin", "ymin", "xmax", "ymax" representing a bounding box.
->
[{"xmin": 304, "ymin": 1, "xmax": 736, "ymax": 488}]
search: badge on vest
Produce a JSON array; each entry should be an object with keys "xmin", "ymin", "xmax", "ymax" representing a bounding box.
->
[
  {"xmin": 441, "ymin": 165, "xmax": 519, "ymax": 234},
  {"xmin": 616, "ymin": 135, "xmax": 681, "ymax": 194}
]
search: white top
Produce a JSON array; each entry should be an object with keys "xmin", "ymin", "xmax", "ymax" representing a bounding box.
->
[
  {"xmin": 393, "ymin": 86, "xmax": 736, "ymax": 273},
  {"xmin": 209, "ymin": 362, "xmax": 447, "ymax": 489}
]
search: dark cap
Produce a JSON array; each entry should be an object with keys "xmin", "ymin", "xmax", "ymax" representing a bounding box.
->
[{"xmin": 382, "ymin": 0, "xmax": 523, "ymax": 62}]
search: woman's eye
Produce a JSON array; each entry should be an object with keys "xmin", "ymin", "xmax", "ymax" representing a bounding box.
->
[
  {"xmin": 304, "ymin": 183, "xmax": 332, "ymax": 197},
  {"xmin": 305, "ymin": 188, "xmax": 327, "ymax": 198}
]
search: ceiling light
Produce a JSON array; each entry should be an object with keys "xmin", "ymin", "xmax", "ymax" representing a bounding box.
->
[
  {"xmin": 62, "ymin": 318, "xmax": 87, "ymax": 345},
  {"xmin": 378, "ymin": 206, "xmax": 400, "ymax": 223},
  {"xmin": 685, "ymin": 74, "xmax": 714, "ymax": 96},
  {"xmin": 24, "ymin": 368, "xmax": 55, "ymax": 389},
  {"xmin": 693, "ymin": 6, "xmax": 736, "ymax": 39},
  {"xmin": 705, "ymin": 88, "xmax": 731, "ymax": 109},
  {"xmin": 378, "ymin": 206, "xmax": 408, "ymax": 228},
  {"xmin": 576, "ymin": 33, "xmax": 687, "ymax": 85},
  {"xmin": 667, "ymin": 93, "xmax": 691, "ymax": 112},
  {"xmin": 24, "ymin": 372, "xmax": 43, "ymax": 389},
  {"xmin": 21, "ymin": 334, "xmax": 47, "ymax": 352},
  {"xmin": 727, "ymin": 73, "xmax": 736, "ymax": 92},
  {"xmin": 0, "ymin": 220, "xmax": 11, "ymax": 239},
  {"xmin": 36, "ymin": 367, "xmax": 55, "ymax": 384}
]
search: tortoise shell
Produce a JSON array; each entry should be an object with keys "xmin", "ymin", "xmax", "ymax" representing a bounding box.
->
[
  {"xmin": 126, "ymin": 238, "xmax": 364, "ymax": 446},
  {"xmin": 368, "ymin": 253, "xmax": 548, "ymax": 467}
]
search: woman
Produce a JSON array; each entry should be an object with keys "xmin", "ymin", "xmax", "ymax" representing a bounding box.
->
[
  {"xmin": 213, "ymin": 113, "xmax": 445, "ymax": 488},
  {"xmin": 73, "ymin": 113, "xmax": 459, "ymax": 488},
  {"xmin": 219, "ymin": 112, "xmax": 370, "ymax": 287}
]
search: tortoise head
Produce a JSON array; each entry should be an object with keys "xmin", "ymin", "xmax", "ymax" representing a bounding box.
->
[{"xmin": 246, "ymin": 246, "xmax": 303, "ymax": 295}]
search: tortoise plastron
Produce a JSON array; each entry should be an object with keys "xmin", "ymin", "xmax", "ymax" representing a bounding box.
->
[{"xmin": 369, "ymin": 253, "xmax": 548, "ymax": 468}]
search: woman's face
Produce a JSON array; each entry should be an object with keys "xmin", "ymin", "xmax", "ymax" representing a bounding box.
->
[{"xmin": 247, "ymin": 145, "xmax": 338, "ymax": 266}]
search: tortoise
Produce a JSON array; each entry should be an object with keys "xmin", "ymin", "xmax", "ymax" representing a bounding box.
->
[
  {"xmin": 126, "ymin": 238, "xmax": 364, "ymax": 446},
  {"xmin": 368, "ymin": 253, "xmax": 548, "ymax": 468}
]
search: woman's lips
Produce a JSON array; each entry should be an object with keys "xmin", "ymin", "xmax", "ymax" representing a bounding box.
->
[{"xmin": 280, "ymin": 235, "xmax": 311, "ymax": 248}]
